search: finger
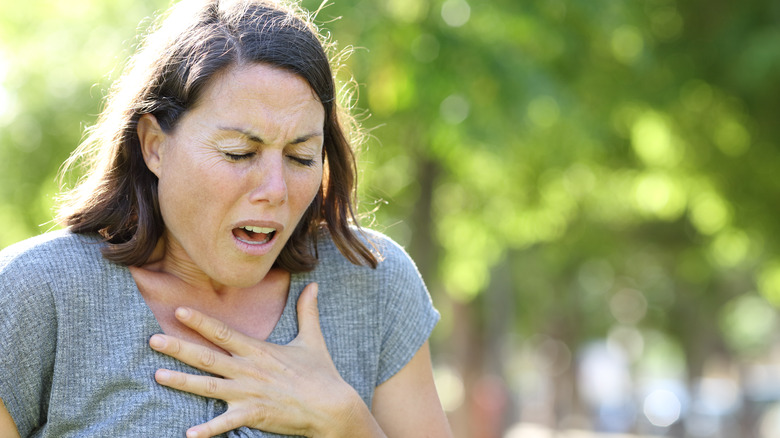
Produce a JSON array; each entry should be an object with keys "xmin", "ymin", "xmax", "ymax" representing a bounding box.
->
[
  {"xmin": 149, "ymin": 334, "xmax": 239, "ymax": 377},
  {"xmin": 173, "ymin": 307, "xmax": 256, "ymax": 356},
  {"xmin": 185, "ymin": 409, "xmax": 255, "ymax": 438},
  {"xmin": 295, "ymin": 282, "xmax": 323, "ymax": 342},
  {"xmin": 154, "ymin": 368, "xmax": 233, "ymax": 400}
]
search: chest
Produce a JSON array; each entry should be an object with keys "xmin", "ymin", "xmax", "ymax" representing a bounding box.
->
[{"xmin": 129, "ymin": 268, "xmax": 290, "ymax": 351}]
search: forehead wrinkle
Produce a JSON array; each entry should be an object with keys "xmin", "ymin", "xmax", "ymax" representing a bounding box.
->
[
  {"xmin": 219, "ymin": 127, "xmax": 265, "ymax": 144},
  {"xmin": 217, "ymin": 126, "xmax": 323, "ymax": 146},
  {"xmin": 192, "ymin": 66, "xmax": 325, "ymax": 147}
]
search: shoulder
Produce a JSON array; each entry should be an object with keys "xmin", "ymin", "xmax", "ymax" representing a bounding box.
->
[
  {"xmin": 0, "ymin": 229, "xmax": 107, "ymax": 290},
  {"xmin": 1, "ymin": 229, "xmax": 104, "ymax": 271},
  {"xmin": 312, "ymin": 227, "xmax": 433, "ymax": 317},
  {"xmin": 315, "ymin": 226, "xmax": 423, "ymax": 284},
  {"xmin": 0, "ymin": 231, "xmax": 109, "ymax": 436},
  {"xmin": 316, "ymin": 229, "xmax": 440, "ymax": 386}
]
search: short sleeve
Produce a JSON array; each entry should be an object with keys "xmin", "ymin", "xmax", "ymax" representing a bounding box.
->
[
  {"xmin": 375, "ymin": 239, "xmax": 440, "ymax": 385},
  {"xmin": 0, "ymin": 246, "xmax": 58, "ymax": 436}
]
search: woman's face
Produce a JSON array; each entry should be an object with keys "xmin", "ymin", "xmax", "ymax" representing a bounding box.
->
[{"xmin": 142, "ymin": 63, "xmax": 324, "ymax": 288}]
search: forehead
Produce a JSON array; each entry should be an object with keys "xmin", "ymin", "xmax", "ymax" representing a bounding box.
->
[
  {"xmin": 204, "ymin": 63, "xmax": 320, "ymax": 107},
  {"xmin": 183, "ymin": 63, "xmax": 325, "ymax": 135}
]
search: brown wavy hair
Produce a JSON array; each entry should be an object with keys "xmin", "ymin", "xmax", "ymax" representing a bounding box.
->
[{"xmin": 58, "ymin": 0, "xmax": 377, "ymax": 272}]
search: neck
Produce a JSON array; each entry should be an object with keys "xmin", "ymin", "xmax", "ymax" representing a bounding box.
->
[{"xmin": 141, "ymin": 235, "xmax": 270, "ymax": 296}]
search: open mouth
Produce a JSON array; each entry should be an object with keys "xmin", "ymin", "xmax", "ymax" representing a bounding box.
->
[{"xmin": 232, "ymin": 225, "xmax": 277, "ymax": 245}]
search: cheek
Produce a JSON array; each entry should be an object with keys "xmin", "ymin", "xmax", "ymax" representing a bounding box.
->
[
  {"xmin": 304, "ymin": 168, "xmax": 324, "ymax": 202},
  {"xmin": 157, "ymin": 156, "xmax": 224, "ymax": 232},
  {"xmin": 289, "ymin": 169, "xmax": 323, "ymax": 211},
  {"xmin": 157, "ymin": 174, "xmax": 198, "ymax": 234}
]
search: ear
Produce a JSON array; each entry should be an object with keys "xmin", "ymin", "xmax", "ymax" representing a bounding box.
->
[{"xmin": 137, "ymin": 113, "xmax": 167, "ymax": 177}]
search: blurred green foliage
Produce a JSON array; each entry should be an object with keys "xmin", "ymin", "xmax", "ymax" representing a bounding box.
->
[
  {"xmin": 310, "ymin": 0, "xmax": 780, "ymax": 383},
  {"xmin": 3, "ymin": 0, "xmax": 780, "ymax": 427}
]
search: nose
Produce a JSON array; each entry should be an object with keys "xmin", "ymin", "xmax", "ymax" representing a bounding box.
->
[{"xmin": 248, "ymin": 152, "xmax": 287, "ymax": 206}]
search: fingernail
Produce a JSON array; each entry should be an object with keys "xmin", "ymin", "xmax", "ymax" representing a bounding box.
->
[
  {"xmin": 156, "ymin": 369, "xmax": 171, "ymax": 382},
  {"xmin": 149, "ymin": 335, "xmax": 166, "ymax": 349},
  {"xmin": 186, "ymin": 429, "xmax": 199, "ymax": 438},
  {"xmin": 175, "ymin": 307, "xmax": 191, "ymax": 319}
]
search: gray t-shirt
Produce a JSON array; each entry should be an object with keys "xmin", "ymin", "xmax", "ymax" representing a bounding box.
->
[{"xmin": 0, "ymin": 228, "xmax": 439, "ymax": 437}]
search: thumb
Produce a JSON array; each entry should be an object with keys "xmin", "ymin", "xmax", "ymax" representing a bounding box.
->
[{"xmin": 296, "ymin": 282, "xmax": 323, "ymax": 342}]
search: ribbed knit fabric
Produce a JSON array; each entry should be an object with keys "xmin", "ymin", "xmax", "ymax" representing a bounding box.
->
[{"xmin": 0, "ymin": 228, "xmax": 439, "ymax": 437}]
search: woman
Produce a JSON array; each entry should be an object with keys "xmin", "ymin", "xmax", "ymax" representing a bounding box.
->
[{"xmin": 0, "ymin": 0, "xmax": 451, "ymax": 436}]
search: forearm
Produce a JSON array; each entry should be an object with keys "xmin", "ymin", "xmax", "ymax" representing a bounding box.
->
[
  {"xmin": 319, "ymin": 389, "xmax": 387, "ymax": 438},
  {"xmin": 0, "ymin": 399, "xmax": 21, "ymax": 438}
]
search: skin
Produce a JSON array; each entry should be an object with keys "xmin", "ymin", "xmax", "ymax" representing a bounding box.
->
[
  {"xmin": 140, "ymin": 64, "xmax": 325, "ymax": 292},
  {"xmin": 0, "ymin": 63, "xmax": 452, "ymax": 437},
  {"xmin": 0, "ymin": 400, "xmax": 20, "ymax": 438}
]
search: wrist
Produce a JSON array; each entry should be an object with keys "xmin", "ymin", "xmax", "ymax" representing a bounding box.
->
[{"xmin": 316, "ymin": 387, "xmax": 385, "ymax": 438}]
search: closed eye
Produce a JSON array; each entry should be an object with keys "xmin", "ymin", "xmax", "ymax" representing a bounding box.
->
[
  {"xmin": 224, "ymin": 152, "xmax": 255, "ymax": 161},
  {"xmin": 288, "ymin": 155, "xmax": 317, "ymax": 167}
]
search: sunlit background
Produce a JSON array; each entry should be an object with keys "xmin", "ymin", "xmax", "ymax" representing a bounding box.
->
[{"xmin": 2, "ymin": 0, "xmax": 780, "ymax": 437}]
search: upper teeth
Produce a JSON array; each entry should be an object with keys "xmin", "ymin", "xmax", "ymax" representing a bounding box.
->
[{"xmin": 243, "ymin": 226, "xmax": 275, "ymax": 234}]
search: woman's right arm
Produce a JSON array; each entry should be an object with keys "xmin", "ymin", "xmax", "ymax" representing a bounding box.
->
[
  {"xmin": 2, "ymin": 243, "xmax": 58, "ymax": 437},
  {"xmin": 0, "ymin": 399, "xmax": 21, "ymax": 438}
]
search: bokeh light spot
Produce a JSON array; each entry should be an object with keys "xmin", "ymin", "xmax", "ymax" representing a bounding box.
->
[
  {"xmin": 644, "ymin": 389, "xmax": 682, "ymax": 427},
  {"xmin": 611, "ymin": 25, "xmax": 644, "ymax": 64},
  {"xmin": 433, "ymin": 365, "xmax": 465, "ymax": 412},
  {"xmin": 714, "ymin": 118, "xmax": 750, "ymax": 157},
  {"xmin": 631, "ymin": 112, "xmax": 681, "ymax": 167},
  {"xmin": 710, "ymin": 228, "xmax": 750, "ymax": 267},
  {"xmin": 440, "ymin": 94, "xmax": 470, "ymax": 124},
  {"xmin": 689, "ymin": 191, "xmax": 731, "ymax": 235},
  {"xmin": 384, "ymin": 0, "xmax": 427, "ymax": 23},
  {"xmin": 610, "ymin": 289, "xmax": 648, "ymax": 324},
  {"xmin": 719, "ymin": 294, "xmax": 776, "ymax": 353},
  {"xmin": 634, "ymin": 172, "xmax": 686, "ymax": 220},
  {"xmin": 441, "ymin": 0, "xmax": 471, "ymax": 27}
]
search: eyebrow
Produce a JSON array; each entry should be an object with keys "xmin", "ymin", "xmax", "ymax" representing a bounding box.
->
[{"xmin": 217, "ymin": 126, "xmax": 323, "ymax": 145}]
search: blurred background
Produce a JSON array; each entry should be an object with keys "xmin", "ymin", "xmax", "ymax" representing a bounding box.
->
[{"xmin": 2, "ymin": 0, "xmax": 780, "ymax": 436}]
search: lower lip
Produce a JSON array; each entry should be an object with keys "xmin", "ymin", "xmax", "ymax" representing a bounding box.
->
[{"xmin": 232, "ymin": 231, "xmax": 279, "ymax": 256}]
